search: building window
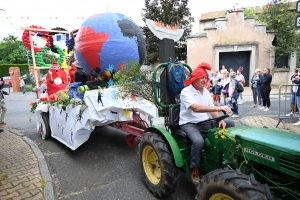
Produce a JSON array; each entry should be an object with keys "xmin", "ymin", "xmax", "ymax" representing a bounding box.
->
[{"xmin": 274, "ymin": 55, "xmax": 289, "ymax": 68}]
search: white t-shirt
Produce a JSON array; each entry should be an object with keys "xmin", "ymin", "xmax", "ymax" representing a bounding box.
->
[
  {"xmin": 179, "ymin": 84, "xmax": 213, "ymax": 125},
  {"xmin": 228, "ymin": 79, "xmax": 236, "ymax": 95},
  {"xmin": 292, "ymin": 76, "xmax": 299, "ymax": 92}
]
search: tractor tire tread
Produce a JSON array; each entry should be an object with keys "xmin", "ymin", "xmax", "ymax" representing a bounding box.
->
[
  {"xmin": 140, "ymin": 132, "xmax": 180, "ymax": 198},
  {"xmin": 198, "ymin": 168, "xmax": 277, "ymax": 200}
]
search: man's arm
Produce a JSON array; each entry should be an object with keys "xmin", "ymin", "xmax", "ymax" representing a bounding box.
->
[{"xmin": 190, "ymin": 103, "xmax": 231, "ymax": 114}]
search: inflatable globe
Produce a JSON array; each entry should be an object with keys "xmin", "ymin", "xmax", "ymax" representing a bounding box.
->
[{"xmin": 74, "ymin": 12, "xmax": 146, "ymax": 82}]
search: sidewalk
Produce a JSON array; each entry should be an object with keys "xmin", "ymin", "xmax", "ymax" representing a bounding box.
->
[{"xmin": 0, "ymin": 128, "xmax": 55, "ymax": 200}]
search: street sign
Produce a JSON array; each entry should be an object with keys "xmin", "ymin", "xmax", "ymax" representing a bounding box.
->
[
  {"xmin": 9, "ymin": 69, "xmax": 13, "ymax": 76},
  {"xmin": 297, "ymin": 1, "xmax": 300, "ymax": 13}
]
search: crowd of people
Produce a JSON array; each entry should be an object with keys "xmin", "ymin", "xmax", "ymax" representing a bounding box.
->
[{"xmin": 208, "ymin": 65, "xmax": 273, "ymax": 118}]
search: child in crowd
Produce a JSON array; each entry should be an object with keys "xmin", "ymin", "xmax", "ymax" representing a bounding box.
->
[{"xmin": 210, "ymin": 80, "xmax": 223, "ymax": 106}]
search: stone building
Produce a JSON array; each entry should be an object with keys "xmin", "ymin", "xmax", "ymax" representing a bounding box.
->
[{"xmin": 187, "ymin": 2, "xmax": 297, "ymax": 86}]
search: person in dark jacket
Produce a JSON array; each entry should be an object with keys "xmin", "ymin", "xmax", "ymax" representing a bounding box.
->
[
  {"xmin": 292, "ymin": 72, "xmax": 300, "ymax": 125},
  {"xmin": 74, "ymin": 61, "xmax": 90, "ymax": 85},
  {"xmin": 250, "ymin": 68, "xmax": 262, "ymax": 108},
  {"xmin": 258, "ymin": 67, "xmax": 272, "ymax": 111}
]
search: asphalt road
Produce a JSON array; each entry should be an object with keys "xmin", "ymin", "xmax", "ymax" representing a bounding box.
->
[{"xmin": 4, "ymin": 92, "xmax": 291, "ymax": 200}]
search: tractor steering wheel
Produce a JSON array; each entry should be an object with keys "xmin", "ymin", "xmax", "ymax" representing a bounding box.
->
[{"xmin": 198, "ymin": 111, "xmax": 229, "ymax": 127}]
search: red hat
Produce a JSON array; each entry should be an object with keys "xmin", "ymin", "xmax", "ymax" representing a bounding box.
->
[{"xmin": 184, "ymin": 62, "xmax": 212, "ymax": 87}]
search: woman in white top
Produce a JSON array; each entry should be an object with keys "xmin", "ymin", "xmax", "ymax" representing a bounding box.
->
[{"xmin": 220, "ymin": 71, "xmax": 230, "ymax": 104}]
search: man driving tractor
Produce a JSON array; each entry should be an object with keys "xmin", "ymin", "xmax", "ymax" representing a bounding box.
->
[{"xmin": 179, "ymin": 62, "xmax": 234, "ymax": 185}]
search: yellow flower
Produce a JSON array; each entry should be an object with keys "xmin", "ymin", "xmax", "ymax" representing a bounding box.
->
[
  {"xmin": 221, "ymin": 135, "xmax": 226, "ymax": 139},
  {"xmin": 218, "ymin": 130, "xmax": 223, "ymax": 135},
  {"xmin": 223, "ymin": 129, "xmax": 228, "ymax": 132},
  {"xmin": 215, "ymin": 135, "xmax": 219, "ymax": 138}
]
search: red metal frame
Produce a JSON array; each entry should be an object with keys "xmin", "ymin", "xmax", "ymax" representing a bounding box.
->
[{"xmin": 109, "ymin": 110, "xmax": 149, "ymax": 147}]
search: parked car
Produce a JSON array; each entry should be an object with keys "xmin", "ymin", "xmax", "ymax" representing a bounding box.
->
[{"xmin": 1, "ymin": 76, "xmax": 12, "ymax": 87}]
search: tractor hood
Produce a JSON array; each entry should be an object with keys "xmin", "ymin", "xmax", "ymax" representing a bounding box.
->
[{"xmin": 227, "ymin": 126, "xmax": 300, "ymax": 155}]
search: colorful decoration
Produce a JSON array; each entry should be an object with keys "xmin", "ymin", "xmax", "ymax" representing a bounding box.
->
[
  {"xmin": 74, "ymin": 12, "xmax": 146, "ymax": 85},
  {"xmin": 35, "ymin": 46, "xmax": 52, "ymax": 67},
  {"xmin": 22, "ymin": 25, "xmax": 49, "ymax": 52},
  {"xmin": 46, "ymin": 62, "xmax": 68, "ymax": 95}
]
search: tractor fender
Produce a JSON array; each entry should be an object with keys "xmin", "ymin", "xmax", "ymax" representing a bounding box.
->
[{"xmin": 144, "ymin": 126, "xmax": 184, "ymax": 168}]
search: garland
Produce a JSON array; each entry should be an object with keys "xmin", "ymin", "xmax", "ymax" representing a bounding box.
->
[
  {"xmin": 22, "ymin": 25, "xmax": 49, "ymax": 52},
  {"xmin": 35, "ymin": 46, "xmax": 52, "ymax": 67}
]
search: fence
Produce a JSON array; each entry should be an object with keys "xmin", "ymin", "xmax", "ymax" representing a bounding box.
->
[{"xmin": 276, "ymin": 84, "xmax": 299, "ymax": 129}]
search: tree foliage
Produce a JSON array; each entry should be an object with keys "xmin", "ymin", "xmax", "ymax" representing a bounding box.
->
[
  {"xmin": 141, "ymin": 0, "xmax": 194, "ymax": 63},
  {"xmin": 257, "ymin": 1, "xmax": 300, "ymax": 62},
  {"xmin": 42, "ymin": 53, "xmax": 58, "ymax": 64},
  {"xmin": 0, "ymin": 35, "xmax": 31, "ymax": 64}
]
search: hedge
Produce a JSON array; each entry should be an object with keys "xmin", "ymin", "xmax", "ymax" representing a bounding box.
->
[{"xmin": 0, "ymin": 64, "xmax": 31, "ymax": 77}]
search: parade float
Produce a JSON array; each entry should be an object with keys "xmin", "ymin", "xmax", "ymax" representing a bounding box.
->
[{"xmin": 24, "ymin": 12, "xmax": 156, "ymax": 150}]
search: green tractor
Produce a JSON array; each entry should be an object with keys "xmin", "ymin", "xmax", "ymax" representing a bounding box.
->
[{"xmin": 139, "ymin": 63, "xmax": 300, "ymax": 200}]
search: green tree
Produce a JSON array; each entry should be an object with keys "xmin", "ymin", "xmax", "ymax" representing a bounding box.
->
[
  {"xmin": 141, "ymin": 0, "xmax": 194, "ymax": 63},
  {"xmin": 42, "ymin": 53, "xmax": 58, "ymax": 64},
  {"xmin": 257, "ymin": 1, "xmax": 300, "ymax": 64},
  {"xmin": 0, "ymin": 35, "xmax": 32, "ymax": 64}
]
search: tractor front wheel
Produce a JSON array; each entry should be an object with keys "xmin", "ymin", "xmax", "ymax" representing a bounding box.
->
[
  {"xmin": 197, "ymin": 168, "xmax": 277, "ymax": 200},
  {"xmin": 140, "ymin": 132, "xmax": 180, "ymax": 198}
]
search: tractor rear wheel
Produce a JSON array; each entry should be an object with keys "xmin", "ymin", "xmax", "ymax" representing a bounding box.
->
[
  {"xmin": 140, "ymin": 132, "xmax": 180, "ymax": 198},
  {"xmin": 197, "ymin": 168, "xmax": 277, "ymax": 200}
]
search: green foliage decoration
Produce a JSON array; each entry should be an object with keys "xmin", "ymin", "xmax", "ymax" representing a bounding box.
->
[{"xmin": 114, "ymin": 61, "xmax": 158, "ymax": 107}]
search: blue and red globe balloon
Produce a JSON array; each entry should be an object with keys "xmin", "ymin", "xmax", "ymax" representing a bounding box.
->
[{"xmin": 75, "ymin": 12, "xmax": 146, "ymax": 84}]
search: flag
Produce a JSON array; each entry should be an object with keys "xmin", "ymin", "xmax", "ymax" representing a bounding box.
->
[{"xmin": 53, "ymin": 34, "xmax": 67, "ymax": 41}]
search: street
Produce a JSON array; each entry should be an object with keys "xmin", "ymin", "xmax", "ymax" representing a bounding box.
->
[{"xmin": 3, "ymin": 91, "xmax": 293, "ymax": 200}]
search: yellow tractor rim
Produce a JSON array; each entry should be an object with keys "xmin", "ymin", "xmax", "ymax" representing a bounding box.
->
[
  {"xmin": 142, "ymin": 145, "xmax": 161, "ymax": 185},
  {"xmin": 209, "ymin": 193, "xmax": 234, "ymax": 200}
]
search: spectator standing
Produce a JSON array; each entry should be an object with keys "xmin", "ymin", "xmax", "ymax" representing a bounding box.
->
[
  {"xmin": 292, "ymin": 72, "xmax": 300, "ymax": 125},
  {"xmin": 221, "ymin": 71, "xmax": 230, "ymax": 104},
  {"xmin": 286, "ymin": 69, "xmax": 299, "ymax": 117},
  {"xmin": 211, "ymin": 71, "xmax": 221, "ymax": 85},
  {"xmin": 229, "ymin": 68, "xmax": 235, "ymax": 73},
  {"xmin": 221, "ymin": 65, "xmax": 227, "ymax": 71},
  {"xmin": 235, "ymin": 69, "xmax": 245, "ymax": 104},
  {"xmin": 258, "ymin": 68, "xmax": 272, "ymax": 111},
  {"xmin": 31, "ymin": 73, "xmax": 35, "ymax": 84},
  {"xmin": 250, "ymin": 68, "xmax": 262, "ymax": 108},
  {"xmin": 228, "ymin": 72, "xmax": 239, "ymax": 117},
  {"xmin": 210, "ymin": 80, "xmax": 222, "ymax": 106},
  {"xmin": 0, "ymin": 78, "xmax": 9, "ymax": 128},
  {"xmin": 19, "ymin": 77, "xmax": 26, "ymax": 96}
]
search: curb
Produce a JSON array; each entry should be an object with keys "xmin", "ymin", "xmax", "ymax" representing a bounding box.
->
[
  {"xmin": 7, "ymin": 128, "xmax": 57, "ymax": 200},
  {"xmin": 239, "ymin": 117, "xmax": 251, "ymax": 127}
]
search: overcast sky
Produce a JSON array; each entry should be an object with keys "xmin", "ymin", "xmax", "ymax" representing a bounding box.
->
[{"xmin": 0, "ymin": 0, "xmax": 270, "ymax": 40}]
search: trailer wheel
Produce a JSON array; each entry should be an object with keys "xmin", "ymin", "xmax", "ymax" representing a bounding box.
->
[
  {"xmin": 38, "ymin": 112, "xmax": 51, "ymax": 140},
  {"xmin": 140, "ymin": 132, "xmax": 180, "ymax": 197},
  {"xmin": 197, "ymin": 168, "xmax": 278, "ymax": 200}
]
